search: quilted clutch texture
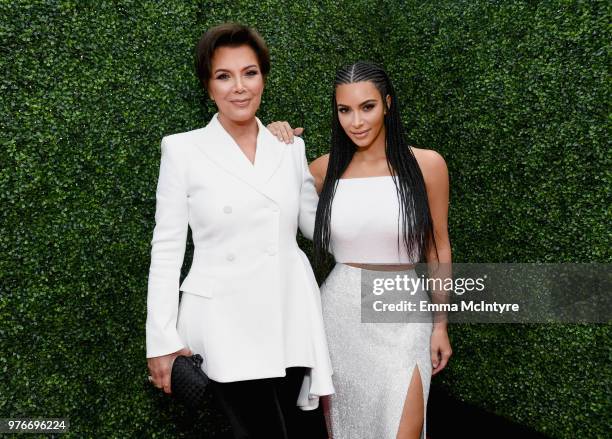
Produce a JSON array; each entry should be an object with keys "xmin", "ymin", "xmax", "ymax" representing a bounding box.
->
[{"xmin": 170, "ymin": 353, "xmax": 209, "ymax": 410}]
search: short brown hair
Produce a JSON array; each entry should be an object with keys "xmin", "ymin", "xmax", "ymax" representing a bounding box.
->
[{"xmin": 195, "ymin": 23, "xmax": 270, "ymax": 87}]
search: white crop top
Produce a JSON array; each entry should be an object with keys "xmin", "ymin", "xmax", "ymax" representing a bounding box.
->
[{"xmin": 329, "ymin": 176, "xmax": 420, "ymax": 264}]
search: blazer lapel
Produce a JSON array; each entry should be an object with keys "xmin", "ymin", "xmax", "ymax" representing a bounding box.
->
[
  {"xmin": 195, "ymin": 113, "xmax": 286, "ymax": 197},
  {"xmin": 252, "ymin": 116, "xmax": 285, "ymax": 185}
]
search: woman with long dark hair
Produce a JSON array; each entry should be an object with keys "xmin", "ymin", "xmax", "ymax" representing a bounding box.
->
[{"xmin": 268, "ymin": 61, "xmax": 452, "ymax": 439}]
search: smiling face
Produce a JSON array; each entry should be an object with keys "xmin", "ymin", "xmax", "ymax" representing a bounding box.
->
[
  {"xmin": 208, "ymin": 45, "xmax": 264, "ymax": 124},
  {"xmin": 335, "ymin": 81, "xmax": 391, "ymax": 149}
]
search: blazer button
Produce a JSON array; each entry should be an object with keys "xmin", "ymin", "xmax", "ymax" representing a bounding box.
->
[
  {"xmin": 226, "ymin": 253, "xmax": 235, "ymax": 261},
  {"xmin": 271, "ymin": 206, "xmax": 279, "ymax": 213},
  {"xmin": 223, "ymin": 206, "xmax": 232, "ymax": 214},
  {"xmin": 266, "ymin": 246, "xmax": 277, "ymax": 256}
]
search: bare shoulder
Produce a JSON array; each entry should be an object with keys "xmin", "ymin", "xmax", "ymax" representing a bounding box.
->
[
  {"xmin": 410, "ymin": 147, "xmax": 448, "ymax": 184},
  {"xmin": 309, "ymin": 153, "xmax": 330, "ymax": 193},
  {"xmin": 309, "ymin": 153, "xmax": 330, "ymax": 179}
]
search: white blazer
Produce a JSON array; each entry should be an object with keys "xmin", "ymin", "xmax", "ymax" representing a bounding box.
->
[{"xmin": 146, "ymin": 113, "xmax": 334, "ymax": 409}]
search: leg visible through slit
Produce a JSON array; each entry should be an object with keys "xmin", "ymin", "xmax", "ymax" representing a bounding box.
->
[{"xmin": 396, "ymin": 363, "xmax": 425, "ymax": 439}]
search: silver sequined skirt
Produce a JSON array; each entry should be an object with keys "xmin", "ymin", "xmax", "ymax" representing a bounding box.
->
[{"xmin": 321, "ymin": 264, "xmax": 433, "ymax": 439}]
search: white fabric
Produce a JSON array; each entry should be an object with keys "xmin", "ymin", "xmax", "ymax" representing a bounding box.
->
[
  {"xmin": 321, "ymin": 264, "xmax": 432, "ymax": 438},
  {"xmin": 330, "ymin": 176, "xmax": 420, "ymax": 264},
  {"xmin": 322, "ymin": 176, "xmax": 431, "ymax": 437},
  {"xmin": 146, "ymin": 113, "xmax": 334, "ymax": 410}
]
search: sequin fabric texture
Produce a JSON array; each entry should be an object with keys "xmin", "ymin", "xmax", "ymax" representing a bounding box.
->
[{"xmin": 321, "ymin": 264, "xmax": 433, "ymax": 439}]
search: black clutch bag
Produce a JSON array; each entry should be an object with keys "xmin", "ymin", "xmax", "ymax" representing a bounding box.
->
[{"xmin": 170, "ymin": 353, "xmax": 209, "ymax": 410}]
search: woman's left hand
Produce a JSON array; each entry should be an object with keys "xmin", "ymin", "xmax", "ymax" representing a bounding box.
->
[
  {"xmin": 266, "ymin": 121, "xmax": 304, "ymax": 144},
  {"xmin": 430, "ymin": 325, "xmax": 452, "ymax": 375}
]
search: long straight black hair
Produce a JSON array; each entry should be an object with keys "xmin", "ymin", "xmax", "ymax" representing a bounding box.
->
[{"xmin": 313, "ymin": 61, "xmax": 438, "ymax": 267}]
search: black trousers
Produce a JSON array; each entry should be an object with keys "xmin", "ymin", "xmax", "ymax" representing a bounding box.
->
[{"xmin": 210, "ymin": 367, "xmax": 328, "ymax": 439}]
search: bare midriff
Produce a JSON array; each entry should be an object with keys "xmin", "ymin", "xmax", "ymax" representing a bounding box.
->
[{"xmin": 345, "ymin": 263, "xmax": 417, "ymax": 272}]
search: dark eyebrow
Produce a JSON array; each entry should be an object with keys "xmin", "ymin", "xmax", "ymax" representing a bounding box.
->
[
  {"xmin": 213, "ymin": 64, "xmax": 259, "ymax": 75},
  {"xmin": 337, "ymin": 99, "xmax": 378, "ymax": 108}
]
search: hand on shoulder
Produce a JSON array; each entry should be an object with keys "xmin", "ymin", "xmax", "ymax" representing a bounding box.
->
[{"xmin": 266, "ymin": 121, "xmax": 304, "ymax": 144}]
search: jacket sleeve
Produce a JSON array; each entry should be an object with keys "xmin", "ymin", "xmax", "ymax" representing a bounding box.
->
[
  {"xmin": 297, "ymin": 137, "xmax": 319, "ymax": 241},
  {"xmin": 146, "ymin": 137, "xmax": 188, "ymax": 358}
]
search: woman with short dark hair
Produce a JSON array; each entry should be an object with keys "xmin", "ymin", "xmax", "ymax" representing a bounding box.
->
[
  {"xmin": 146, "ymin": 23, "xmax": 333, "ymax": 439},
  {"xmin": 194, "ymin": 22, "xmax": 271, "ymax": 85}
]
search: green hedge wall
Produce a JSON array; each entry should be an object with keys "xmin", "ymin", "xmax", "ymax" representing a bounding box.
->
[
  {"xmin": 1, "ymin": 1, "xmax": 609, "ymax": 438},
  {"xmin": 382, "ymin": 2, "xmax": 610, "ymax": 438}
]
